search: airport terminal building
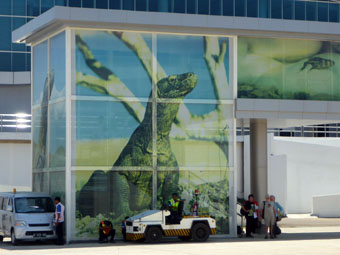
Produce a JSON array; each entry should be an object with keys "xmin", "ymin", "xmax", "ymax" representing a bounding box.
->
[{"xmin": 5, "ymin": 0, "xmax": 340, "ymax": 242}]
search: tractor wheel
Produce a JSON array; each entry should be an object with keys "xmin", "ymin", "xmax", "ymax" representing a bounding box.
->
[
  {"xmin": 191, "ymin": 223, "xmax": 210, "ymax": 242},
  {"xmin": 146, "ymin": 227, "xmax": 162, "ymax": 243}
]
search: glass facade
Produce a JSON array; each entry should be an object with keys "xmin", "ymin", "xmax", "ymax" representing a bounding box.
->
[
  {"xmin": 32, "ymin": 31, "xmax": 66, "ymax": 202},
  {"xmin": 238, "ymin": 36, "xmax": 340, "ymax": 101},
  {"xmin": 4, "ymin": 0, "xmax": 340, "ymax": 72},
  {"xmin": 32, "ymin": 29, "xmax": 234, "ymax": 240}
]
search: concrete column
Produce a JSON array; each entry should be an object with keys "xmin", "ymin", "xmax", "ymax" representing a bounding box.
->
[{"xmin": 250, "ymin": 119, "xmax": 267, "ymax": 203}]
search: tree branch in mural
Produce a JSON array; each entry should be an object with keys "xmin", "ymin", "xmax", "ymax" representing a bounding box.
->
[
  {"xmin": 33, "ymin": 71, "xmax": 54, "ymax": 169},
  {"xmin": 76, "ymin": 36, "xmax": 145, "ymax": 123},
  {"xmin": 75, "ymin": 32, "xmax": 229, "ymax": 141},
  {"xmin": 78, "ymin": 73, "xmax": 198, "ymax": 217}
]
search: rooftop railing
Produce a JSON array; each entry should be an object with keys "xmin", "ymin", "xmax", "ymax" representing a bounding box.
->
[
  {"xmin": 237, "ymin": 123, "xmax": 340, "ymax": 137},
  {"xmin": 0, "ymin": 114, "xmax": 31, "ymax": 133}
]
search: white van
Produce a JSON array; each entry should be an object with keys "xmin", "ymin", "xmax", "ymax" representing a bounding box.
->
[{"xmin": 0, "ymin": 192, "xmax": 56, "ymax": 245}]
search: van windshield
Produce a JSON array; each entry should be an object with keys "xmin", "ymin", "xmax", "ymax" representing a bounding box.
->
[{"xmin": 15, "ymin": 197, "xmax": 55, "ymax": 213}]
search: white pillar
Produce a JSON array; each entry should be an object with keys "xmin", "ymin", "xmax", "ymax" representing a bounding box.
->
[
  {"xmin": 65, "ymin": 28, "xmax": 73, "ymax": 244},
  {"xmin": 250, "ymin": 119, "xmax": 268, "ymax": 203}
]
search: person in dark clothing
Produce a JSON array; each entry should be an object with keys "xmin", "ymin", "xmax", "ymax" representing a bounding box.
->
[
  {"xmin": 121, "ymin": 216, "xmax": 129, "ymax": 241},
  {"xmin": 98, "ymin": 220, "xmax": 115, "ymax": 243},
  {"xmin": 241, "ymin": 194, "xmax": 256, "ymax": 238}
]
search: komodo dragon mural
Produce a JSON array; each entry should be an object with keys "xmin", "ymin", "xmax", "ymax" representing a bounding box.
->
[{"xmin": 78, "ymin": 73, "xmax": 198, "ymax": 217}]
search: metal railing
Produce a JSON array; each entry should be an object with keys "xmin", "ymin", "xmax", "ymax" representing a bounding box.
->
[
  {"xmin": 0, "ymin": 113, "xmax": 31, "ymax": 133},
  {"xmin": 237, "ymin": 123, "xmax": 340, "ymax": 137}
]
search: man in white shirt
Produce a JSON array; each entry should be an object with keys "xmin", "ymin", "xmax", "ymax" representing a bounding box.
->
[{"xmin": 54, "ymin": 197, "xmax": 65, "ymax": 245}]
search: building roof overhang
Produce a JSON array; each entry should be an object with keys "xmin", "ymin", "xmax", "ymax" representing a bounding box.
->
[{"xmin": 12, "ymin": 6, "xmax": 340, "ymax": 45}]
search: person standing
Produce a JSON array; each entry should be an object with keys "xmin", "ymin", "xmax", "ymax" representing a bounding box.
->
[
  {"xmin": 241, "ymin": 194, "xmax": 256, "ymax": 238},
  {"xmin": 54, "ymin": 197, "xmax": 65, "ymax": 245},
  {"xmin": 121, "ymin": 216, "xmax": 129, "ymax": 242},
  {"xmin": 261, "ymin": 194, "xmax": 276, "ymax": 239}
]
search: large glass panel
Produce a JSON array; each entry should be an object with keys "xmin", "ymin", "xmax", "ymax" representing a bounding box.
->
[
  {"xmin": 271, "ymin": 0, "xmax": 282, "ymax": 19},
  {"xmin": 247, "ymin": 0, "xmax": 258, "ymax": 18},
  {"xmin": 329, "ymin": 3, "xmax": 339, "ymax": 23},
  {"xmin": 295, "ymin": 0, "xmax": 305, "ymax": 20},
  {"xmin": 187, "ymin": 0, "xmax": 198, "ymax": 14},
  {"xmin": 50, "ymin": 32, "xmax": 66, "ymax": 100},
  {"xmin": 12, "ymin": 53, "xmax": 26, "ymax": 71},
  {"xmin": 259, "ymin": 0, "xmax": 269, "ymax": 18},
  {"xmin": 50, "ymin": 171, "xmax": 65, "ymax": 201},
  {"xmin": 96, "ymin": 0, "xmax": 109, "ymax": 9},
  {"xmin": 157, "ymin": 34, "xmax": 230, "ymax": 100},
  {"xmin": 13, "ymin": 0, "xmax": 26, "ymax": 16},
  {"xmin": 0, "ymin": 17, "xmax": 11, "ymax": 51},
  {"xmin": 283, "ymin": 0, "xmax": 293, "ymax": 20},
  {"xmin": 136, "ymin": 0, "xmax": 147, "ymax": 11},
  {"xmin": 235, "ymin": 0, "xmax": 246, "ymax": 16},
  {"xmin": 49, "ymin": 102, "xmax": 66, "ymax": 167},
  {"xmin": 32, "ymin": 173, "xmax": 49, "ymax": 193},
  {"xmin": 0, "ymin": 0, "xmax": 11, "ymax": 15},
  {"xmin": 158, "ymin": 0, "xmax": 170, "ymax": 12},
  {"xmin": 210, "ymin": 0, "xmax": 221, "ymax": 15},
  {"xmin": 82, "ymin": 0, "xmax": 95, "ymax": 8},
  {"xmin": 32, "ymin": 106, "xmax": 48, "ymax": 170},
  {"xmin": 27, "ymin": 0, "xmax": 40, "ymax": 16},
  {"xmin": 198, "ymin": 0, "xmax": 209, "ymax": 15},
  {"xmin": 306, "ymin": 1, "xmax": 317, "ymax": 21},
  {"xmin": 158, "ymin": 102, "xmax": 232, "ymax": 168},
  {"xmin": 75, "ymin": 170, "xmax": 153, "ymax": 238},
  {"xmin": 74, "ymin": 100, "xmax": 146, "ymax": 167},
  {"xmin": 109, "ymin": 0, "xmax": 121, "ymax": 9},
  {"xmin": 12, "ymin": 18, "xmax": 26, "ymax": 52},
  {"xmin": 41, "ymin": 0, "xmax": 54, "ymax": 13},
  {"xmin": 69, "ymin": 0, "xmax": 81, "ymax": 7},
  {"xmin": 223, "ymin": 0, "xmax": 234, "ymax": 16},
  {"xmin": 33, "ymin": 41, "xmax": 48, "ymax": 106},
  {"xmin": 157, "ymin": 170, "xmax": 229, "ymax": 234},
  {"xmin": 238, "ymin": 36, "xmax": 338, "ymax": 101},
  {"xmin": 174, "ymin": 0, "xmax": 185, "ymax": 13},
  {"xmin": 0, "ymin": 53, "xmax": 11, "ymax": 71},
  {"xmin": 123, "ymin": 0, "xmax": 134, "ymax": 10},
  {"xmin": 318, "ymin": 2, "xmax": 329, "ymax": 22},
  {"xmin": 55, "ymin": 0, "xmax": 68, "ymax": 6},
  {"xmin": 75, "ymin": 31, "xmax": 152, "ymax": 98},
  {"xmin": 149, "ymin": 0, "xmax": 158, "ymax": 12}
]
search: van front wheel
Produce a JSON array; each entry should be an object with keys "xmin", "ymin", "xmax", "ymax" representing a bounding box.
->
[{"xmin": 11, "ymin": 229, "xmax": 18, "ymax": 245}]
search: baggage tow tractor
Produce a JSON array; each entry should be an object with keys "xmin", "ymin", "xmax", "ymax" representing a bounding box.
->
[{"xmin": 125, "ymin": 210, "xmax": 216, "ymax": 243}]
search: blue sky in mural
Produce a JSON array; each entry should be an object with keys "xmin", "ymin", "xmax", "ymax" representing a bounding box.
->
[{"xmin": 75, "ymin": 31, "xmax": 229, "ymax": 140}]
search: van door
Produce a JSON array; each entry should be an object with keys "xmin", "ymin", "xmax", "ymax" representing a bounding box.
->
[
  {"xmin": 2, "ymin": 198, "xmax": 9, "ymax": 236},
  {"xmin": 5, "ymin": 198, "xmax": 14, "ymax": 236}
]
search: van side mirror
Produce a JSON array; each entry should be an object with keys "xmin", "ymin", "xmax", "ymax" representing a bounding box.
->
[{"xmin": 7, "ymin": 204, "xmax": 13, "ymax": 212}]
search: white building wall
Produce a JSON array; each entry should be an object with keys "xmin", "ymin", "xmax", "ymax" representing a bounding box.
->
[
  {"xmin": 268, "ymin": 154, "xmax": 287, "ymax": 213},
  {"xmin": 0, "ymin": 143, "xmax": 32, "ymax": 192},
  {"xmin": 270, "ymin": 137, "xmax": 340, "ymax": 214}
]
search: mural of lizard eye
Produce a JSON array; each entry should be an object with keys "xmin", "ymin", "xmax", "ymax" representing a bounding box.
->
[{"xmin": 168, "ymin": 76, "xmax": 177, "ymax": 84}]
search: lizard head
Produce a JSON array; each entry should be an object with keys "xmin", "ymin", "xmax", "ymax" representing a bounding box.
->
[{"xmin": 157, "ymin": 72, "xmax": 198, "ymax": 99}]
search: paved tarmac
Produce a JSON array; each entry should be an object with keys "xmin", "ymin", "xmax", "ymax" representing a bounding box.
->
[{"xmin": 1, "ymin": 216, "xmax": 340, "ymax": 255}]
